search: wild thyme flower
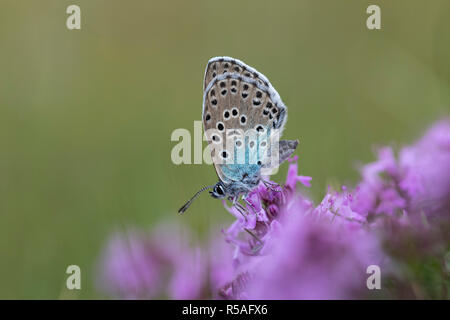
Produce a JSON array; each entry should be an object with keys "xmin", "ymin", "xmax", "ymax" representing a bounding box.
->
[
  {"xmin": 98, "ymin": 224, "xmax": 207, "ymax": 299},
  {"xmin": 221, "ymin": 155, "xmax": 313, "ymax": 268},
  {"xmin": 208, "ymin": 236, "xmax": 235, "ymax": 297},
  {"xmin": 398, "ymin": 120, "xmax": 450, "ymax": 219},
  {"xmin": 314, "ymin": 186, "xmax": 366, "ymax": 228},
  {"xmin": 246, "ymin": 215, "xmax": 383, "ymax": 299},
  {"xmin": 98, "ymin": 230, "xmax": 166, "ymax": 299},
  {"xmin": 349, "ymin": 119, "xmax": 450, "ymax": 222}
]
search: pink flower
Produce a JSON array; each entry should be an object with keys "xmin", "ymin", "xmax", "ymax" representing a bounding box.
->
[
  {"xmin": 246, "ymin": 215, "xmax": 383, "ymax": 299},
  {"xmin": 98, "ymin": 231, "xmax": 164, "ymax": 299},
  {"xmin": 98, "ymin": 224, "xmax": 206, "ymax": 299},
  {"xmin": 399, "ymin": 120, "xmax": 450, "ymax": 219},
  {"xmin": 350, "ymin": 119, "xmax": 450, "ymax": 221}
]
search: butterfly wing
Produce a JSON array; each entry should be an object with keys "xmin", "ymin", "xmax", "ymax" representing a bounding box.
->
[
  {"xmin": 203, "ymin": 57, "xmax": 272, "ymax": 91},
  {"xmin": 202, "ymin": 59, "xmax": 288, "ymax": 185},
  {"xmin": 261, "ymin": 139, "xmax": 299, "ymax": 174}
]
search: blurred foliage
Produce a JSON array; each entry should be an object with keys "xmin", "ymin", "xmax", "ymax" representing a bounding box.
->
[
  {"xmin": 0, "ymin": 0, "xmax": 449, "ymax": 298},
  {"xmin": 381, "ymin": 220, "xmax": 450, "ymax": 299}
]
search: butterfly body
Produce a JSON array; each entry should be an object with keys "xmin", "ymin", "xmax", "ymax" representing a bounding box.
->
[
  {"xmin": 178, "ymin": 57, "xmax": 298, "ymax": 214},
  {"xmin": 210, "ymin": 168, "xmax": 261, "ymax": 199}
]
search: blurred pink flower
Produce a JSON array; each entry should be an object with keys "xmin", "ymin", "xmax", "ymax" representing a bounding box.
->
[
  {"xmin": 399, "ymin": 120, "xmax": 450, "ymax": 218},
  {"xmin": 99, "ymin": 231, "xmax": 164, "ymax": 299},
  {"xmin": 98, "ymin": 224, "xmax": 206, "ymax": 299},
  {"xmin": 350, "ymin": 119, "xmax": 450, "ymax": 221},
  {"xmin": 246, "ymin": 215, "xmax": 383, "ymax": 299}
]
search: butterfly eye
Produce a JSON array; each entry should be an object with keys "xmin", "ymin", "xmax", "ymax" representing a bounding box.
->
[
  {"xmin": 240, "ymin": 115, "xmax": 247, "ymax": 125},
  {"xmin": 216, "ymin": 185, "xmax": 225, "ymax": 195},
  {"xmin": 260, "ymin": 141, "xmax": 267, "ymax": 148},
  {"xmin": 223, "ymin": 110, "xmax": 230, "ymax": 120},
  {"xmin": 235, "ymin": 139, "xmax": 243, "ymax": 148},
  {"xmin": 231, "ymin": 108, "xmax": 239, "ymax": 117}
]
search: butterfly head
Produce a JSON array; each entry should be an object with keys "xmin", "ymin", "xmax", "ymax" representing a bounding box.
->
[{"xmin": 209, "ymin": 181, "xmax": 227, "ymax": 199}]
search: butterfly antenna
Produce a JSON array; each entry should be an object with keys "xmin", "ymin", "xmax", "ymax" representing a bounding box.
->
[{"xmin": 178, "ymin": 185, "xmax": 215, "ymax": 214}]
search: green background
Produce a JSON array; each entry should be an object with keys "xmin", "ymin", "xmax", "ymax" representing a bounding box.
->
[{"xmin": 0, "ymin": 0, "xmax": 448, "ymax": 299}]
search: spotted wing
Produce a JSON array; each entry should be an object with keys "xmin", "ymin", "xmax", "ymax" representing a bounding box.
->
[
  {"xmin": 203, "ymin": 56, "xmax": 272, "ymax": 91},
  {"xmin": 202, "ymin": 72, "xmax": 287, "ymax": 184}
]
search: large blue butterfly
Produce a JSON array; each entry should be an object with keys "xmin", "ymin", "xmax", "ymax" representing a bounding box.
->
[{"xmin": 179, "ymin": 57, "xmax": 298, "ymax": 214}]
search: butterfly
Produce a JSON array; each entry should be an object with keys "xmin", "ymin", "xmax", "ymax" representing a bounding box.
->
[{"xmin": 179, "ymin": 56, "xmax": 298, "ymax": 214}]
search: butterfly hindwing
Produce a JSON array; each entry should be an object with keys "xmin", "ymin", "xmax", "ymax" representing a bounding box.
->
[{"xmin": 203, "ymin": 68, "xmax": 287, "ymax": 184}]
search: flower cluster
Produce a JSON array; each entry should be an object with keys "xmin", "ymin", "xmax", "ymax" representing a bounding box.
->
[
  {"xmin": 219, "ymin": 155, "xmax": 384, "ymax": 299},
  {"xmin": 98, "ymin": 120, "xmax": 450, "ymax": 299},
  {"xmin": 219, "ymin": 119, "xmax": 450, "ymax": 299},
  {"xmin": 97, "ymin": 224, "xmax": 210, "ymax": 299}
]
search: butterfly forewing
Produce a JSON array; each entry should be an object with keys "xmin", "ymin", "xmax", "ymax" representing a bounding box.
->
[{"xmin": 204, "ymin": 57, "xmax": 270, "ymax": 91}]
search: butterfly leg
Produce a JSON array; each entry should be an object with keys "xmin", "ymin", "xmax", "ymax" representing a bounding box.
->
[
  {"xmin": 262, "ymin": 180, "xmax": 282, "ymax": 192},
  {"xmin": 242, "ymin": 195, "xmax": 258, "ymax": 214},
  {"xmin": 262, "ymin": 180, "xmax": 286, "ymax": 204},
  {"xmin": 243, "ymin": 228, "xmax": 263, "ymax": 245},
  {"xmin": 231, "ymin": 196, "xmax": 248, "ymax": 220}
]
